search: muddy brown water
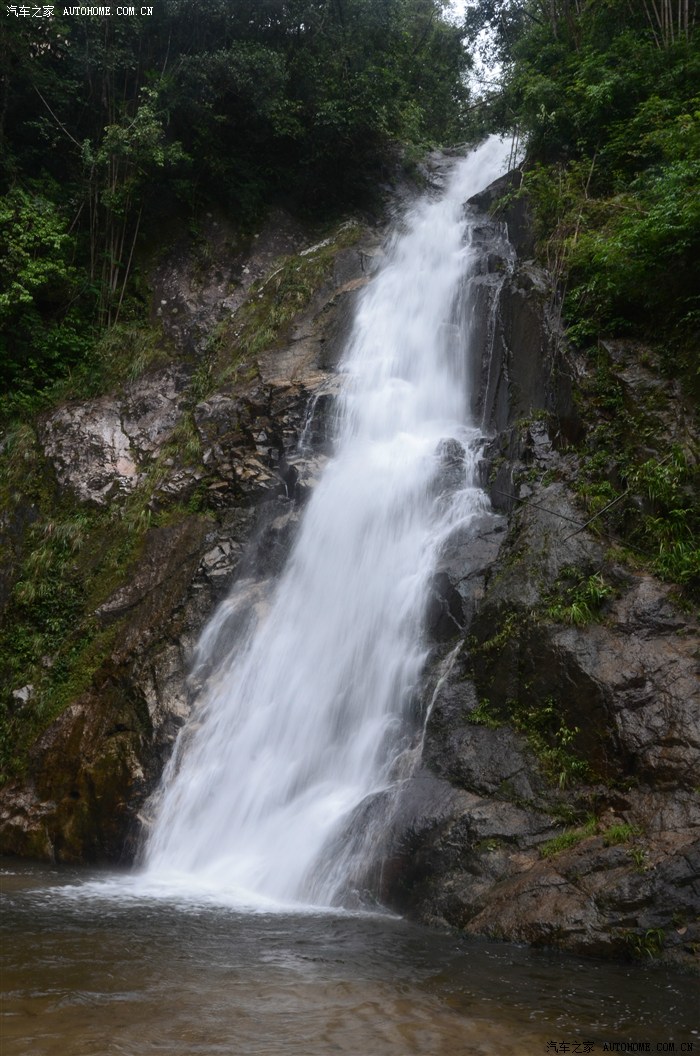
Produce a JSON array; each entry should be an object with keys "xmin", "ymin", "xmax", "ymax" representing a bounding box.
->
[{"xmin": 1, "ymin": 860, "xmax": 697, "ymax": 1056}]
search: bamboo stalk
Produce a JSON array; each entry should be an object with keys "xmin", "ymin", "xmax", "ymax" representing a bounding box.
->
[
  {"xmin": 640, "ymin": 0, "xmax": 662, "ymax": 47},
  {"xmin": 667, "ymin": 0, "xmax": 675, "ymax": 45},
  {"xmin": 114, "ymin": 205, "xmax": 142, "ymax": 327}
]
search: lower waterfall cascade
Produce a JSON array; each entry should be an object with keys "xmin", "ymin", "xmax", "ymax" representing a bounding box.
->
[{"xmin": 141, "ymin": 136, "xmax": 515, "ymax": 908}]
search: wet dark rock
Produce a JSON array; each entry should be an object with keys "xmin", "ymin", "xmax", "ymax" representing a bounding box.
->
[
  {"xmin": 433, "ymin": 514, "xmax": 507, "ymax": 627},
  {"xmin": 425, "ymin": 572, "xmax": 466, "ymax": 641},
  {"xmin": 469, "ymin": 168, "xmax": 536, "ymax": 260},
  {"xmin": 423, "ymin": 672, "xmax": 539, "ymax": 801}
]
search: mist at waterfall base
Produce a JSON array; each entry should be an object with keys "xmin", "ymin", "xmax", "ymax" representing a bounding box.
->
[{"xmin": 128, "ymin": 135, "xmax": 513, "ymax": 910}]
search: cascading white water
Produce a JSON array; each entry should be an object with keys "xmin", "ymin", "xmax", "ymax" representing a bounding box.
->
[{"xmin": 143, "ymin": 137, "xmax": 512, "ymax": 907}]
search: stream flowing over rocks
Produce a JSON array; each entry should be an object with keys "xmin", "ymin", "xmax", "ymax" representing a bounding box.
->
[{"xmin": 1, "ymin": 151, "xmax": 698, "ymax": 968}]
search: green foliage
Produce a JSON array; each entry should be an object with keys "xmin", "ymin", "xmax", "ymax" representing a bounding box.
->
[
  {"xmin": 0, "ymin": 493, "xmax": 155, "ymax": 782},
  {"xmin": 628, "ymin": 846, "xmax": 648, "ymax": 872},
  {"xmin": 539, "ymin": 815, "xmax": 597, "ymax": 858},
  {"xmin": 166, "ymin": 413, "xmax": 202, "ymax": 466},
  {"xmin": 84, "ymin": 83, "xmax": 187, "ymax": 326},
  {"xmin": 566, "ymin": 152, "xmax": 700, "ymax": 341},
  {"xmin": 0, "ymin": 189, "xmax": 94, "ymax": 405},
  {"xmin": 623, "ymin": 927, "xmax": 665, "ymax": 960},
  {"xmin": 468, "ymin": 698, "xmax": 504, "ymax": 729},
  {"xmin": 467, "ymin": 682, "xmax": 591, "ymax": 788},
  {"xmin": 546, "ymin": 569, "xmax": 613, "ymax": 625},
  {"xmin": 630, "ymin": 449, "xmax": 700, "ymax": 593},
  {"xmin": 574, "ymin": 414, "xmax": 700, "ymax": 599},
  {"xmin": 1, "ymin": 0, "xmax": 470, "ymax": 417},
  {"xmin": 519, "ymin": 100, "xmax": 700, "ymax": 604},
  {"xmin": 0, "ymin": 428, "xmax": 165, "ymax": 781},
  {"xmin": 603, "ymin": 822, "xmax": 642, "ymax": 846},
  {"xmin": 474, "ymin": 611, "xmax": 521, "ymax": 654},
  {"xmin": 512, "ymin": 696, "xmax": 591, "ymax": 788},
  {"xmin": 92, "ymin": 323, "xmax": 168, "ymax": 388},
  {"xmin": 468, "ymin": 1, "xmax": 699, "ymax": 398},
  {"xmin": 4, "ymin": 0, "xmax": 470, "ymax": 211},
  {"xmin": 539, "ymin": 817, "xmax": 645, "ymax": 860},
  {"xmin": 0, "ymin": 507, "xmax": 99, "ymax": 781}
]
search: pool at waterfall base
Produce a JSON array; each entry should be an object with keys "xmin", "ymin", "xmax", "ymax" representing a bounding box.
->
[{"xmin": 2, "ymin": 860, "xmax": 698, "ymax": 1056}]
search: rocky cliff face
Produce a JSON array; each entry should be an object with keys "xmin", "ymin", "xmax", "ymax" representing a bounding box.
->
[
  {"xmin": 1, "ymin": 164, "xmax": 697, "ymax": 969},
  {"xmin": 0, "ymin": 206, "xmax": 381, "ymax": 863},
  {"xmin": 375, "ymin": 174, "xmax": 700, "ymax": 970}
]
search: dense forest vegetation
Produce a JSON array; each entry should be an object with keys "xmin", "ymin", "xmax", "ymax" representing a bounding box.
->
[
  {"xmin": 0, "ymin": 0, "xmax": 469, "ymax": 414},
  {"xmin": 2, "ymin": 1, "xmax": 697, "ymax": 418},
  {"xmin": 467, "ymin": 0, "xmax": 698, "ymax": 380},
  {"xmin": 465, "ymin": 0, "xmax": 699, "ymax": 597}
]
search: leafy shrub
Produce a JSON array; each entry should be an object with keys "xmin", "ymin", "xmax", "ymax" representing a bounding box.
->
[
  {"xmin": 0, "ymin": 189, "xmax": 94, "ymax": 407},
  {"xmin": 546, "ymin": 570, "xmax": 613, "ymax": 626}
]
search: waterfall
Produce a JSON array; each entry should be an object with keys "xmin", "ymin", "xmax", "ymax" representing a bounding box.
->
[{"xmin": 142, "ymin": 137, "xmax": 513, "ymax": 908}]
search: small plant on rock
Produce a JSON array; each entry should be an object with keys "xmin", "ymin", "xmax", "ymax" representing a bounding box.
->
[
  {"xmin": 467, "ymin": 697, "xmax": 504, "ymax": 729},
  {"xmin": 546, "ymin": 569, "xmax": 613, "ymax": 626},
  {"xmin": 628, "ymin": 847, "xmax": 648, "ymax": 872},
  {"xmin": 511, "ymin": 696, "xmax": 591, "ymax": 788},
  {"xmin": 539, "ymin": 815, "xmax": 598, "ymax": 858},
  {"xmin": 623, "ymin": 928, "xmax": 665, "ymax": 960},
  {"xmin": 602, "ymin": 822, "xmax": 642, "ymax": 846}
]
